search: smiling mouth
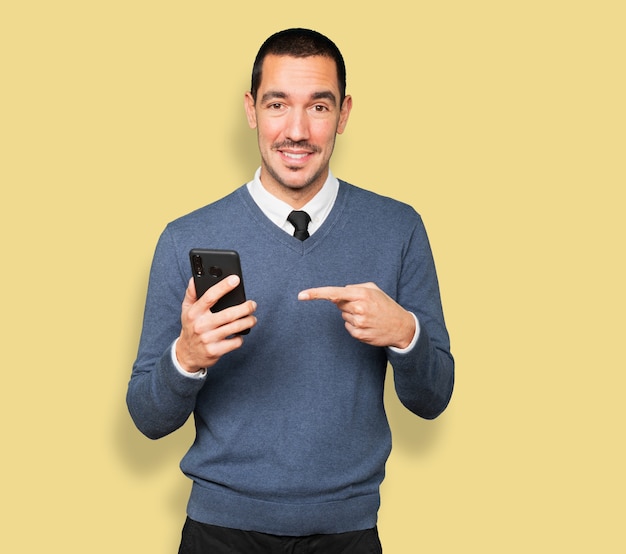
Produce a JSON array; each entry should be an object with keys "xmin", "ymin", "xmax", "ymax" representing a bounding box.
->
[
  {"xmin": 282, "ymin": 151, "xmax": 311, "ymax": 160},
  {"xmin": 273, "ymin": 141, "xmax": 320, "ymax": 161}
]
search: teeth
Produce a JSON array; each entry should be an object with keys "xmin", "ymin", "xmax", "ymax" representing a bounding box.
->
[{"xmin": 283, "ymin": 152, "xmax": 308, "ymax": 159}]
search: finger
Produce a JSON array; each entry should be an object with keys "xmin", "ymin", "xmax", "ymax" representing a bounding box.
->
[
  {"xmin": 184, "ymin": 333, "xmax": 246, "ymax": 371},
  {"xmin": 195, "ymin": 275, "xmax": 241, "ymax": 311},
  {"xmin": 211, "ymin": 300, "xmax": 257, "ymax": 329},
  {"xmin": 193, "ymin": 299, "xmax": 257, "ymax": 337},
  {"xmin": 349, "ymin": 282, "xmax": 380, "ymax": 291},
  {"xmin": 215, "ymin": 310, "xmax": 257, "ymax": 338},
  {"xmin": 298, "ymin": 286, "xmax": 361, "ymax": 303},
  {"xmin": 205, "ymin": 335, "xmax": 246, "ymax": 360}
]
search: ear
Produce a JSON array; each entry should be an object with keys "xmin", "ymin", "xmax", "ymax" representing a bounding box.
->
[
  {"xmin": 337, "ymin": 95, "xmax": 352, "ymax": 135},
  {"xmin": 244, "ymin": 92, "xmax": 257, "ymax": 129}
]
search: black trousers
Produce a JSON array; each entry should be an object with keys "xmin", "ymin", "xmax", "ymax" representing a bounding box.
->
[{"xmin": 178, "ymin": 518, "xmax": 383, "ymax": 554}]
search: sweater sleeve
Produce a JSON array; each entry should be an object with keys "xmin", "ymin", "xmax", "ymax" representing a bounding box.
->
[
  {"xmin": 126, "ymin": 227, "xmax": 205, "ymax": 439},
  {"xmin": 386, "ymin": 214, "xmax": 454, "ymax": 419}
]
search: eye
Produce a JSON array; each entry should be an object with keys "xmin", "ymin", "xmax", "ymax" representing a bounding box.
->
[
  {"xmin": 313, "ymin": 104, "xmax": 329, "ymax": 112},
  {"xmin": 269, "ymin": 103, "xmax": 284, "ymax": 110}
]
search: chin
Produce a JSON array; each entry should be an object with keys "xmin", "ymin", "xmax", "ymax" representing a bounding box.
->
[
  {"xmin": 263, "ymin": 161, "xmax": 325, "ymax": 193},
  {"xmin": 277, "ymin": 171, "xmax": 315, "ymax": 190}
]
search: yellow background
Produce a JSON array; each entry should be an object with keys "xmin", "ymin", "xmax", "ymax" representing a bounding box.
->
[{"xmin": 1, "ymin": 1, "xmax": 624, "ymax": 552}]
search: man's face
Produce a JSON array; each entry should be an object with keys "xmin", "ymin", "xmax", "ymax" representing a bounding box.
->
[{"xmin": 245, "ymin": 55, "xmax": 352, "ymax": 205}]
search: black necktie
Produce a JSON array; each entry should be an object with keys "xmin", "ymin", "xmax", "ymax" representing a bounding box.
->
[{"xmin": 287, "ymin": 210, "xmax": 311, "ymax": 241}]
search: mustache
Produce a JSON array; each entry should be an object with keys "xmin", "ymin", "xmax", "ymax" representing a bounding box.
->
[{"xmin": 272, "ymin": 140, "xmax": 321, "ymax": 153}]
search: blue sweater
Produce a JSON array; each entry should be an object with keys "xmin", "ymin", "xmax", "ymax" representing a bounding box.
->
[{"xmin": 127, "ymin": 181, "xmax": 454, "ymax": 535}]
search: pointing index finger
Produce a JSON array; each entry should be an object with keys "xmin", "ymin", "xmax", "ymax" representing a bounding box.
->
[{"xmin": 298, "ymin": 286, "xmax": 357, "ymax": 303}]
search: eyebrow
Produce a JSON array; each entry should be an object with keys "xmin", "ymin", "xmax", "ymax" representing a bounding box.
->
[
  {"xmin": 311, "ymin": 91, "xmax": 337, "ymax": 106},
  {"xmin": 260, "ymin": 90, "xmax": 337, "ymax": 106}
]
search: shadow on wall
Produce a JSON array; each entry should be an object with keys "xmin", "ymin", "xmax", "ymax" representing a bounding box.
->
[
  {"xmin": 230, "ymin": 81, "xmax": 261, "ymax": 185},
  {"xmin": 113, "ymin": 272, "xmax": 195, "ymax": 521},
  {"xmin": 383, "ymin": 368, "xmax": 448, "ymax": 457},
  {"xmin": 113, "ymin": 395, "xmax": 194, "ymax": 523}
]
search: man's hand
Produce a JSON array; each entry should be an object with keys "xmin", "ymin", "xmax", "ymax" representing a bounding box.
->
[
  {"xmin": 176, "ymin": 275, "xmax": 257, "ymax": 373},
  {"xmin": 298, "ymin": 282, "xmax": 415, "ymax": 349}
]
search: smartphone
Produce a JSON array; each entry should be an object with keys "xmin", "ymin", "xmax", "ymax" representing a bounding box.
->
[{"xmin": 189, "ymin": 249, "xmax": 249, "ymax": 334}]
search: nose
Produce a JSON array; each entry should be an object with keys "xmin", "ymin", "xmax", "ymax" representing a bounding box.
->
[{"xmin": 284, "ymin": 108, "xmax": 309, "ymax": 142}]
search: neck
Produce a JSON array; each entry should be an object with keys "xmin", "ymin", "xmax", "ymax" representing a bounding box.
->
[{"xmin": 259, "ymin": 169, "xmax": 327, "ymax": 209}]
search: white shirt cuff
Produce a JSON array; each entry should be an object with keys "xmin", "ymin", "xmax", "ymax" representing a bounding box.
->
[
  {"xmin": 388, "ymin": 312, "xmax": 420, "ymax": 354},
  {"xmin": 171, "ymin": 338, "xmax": 207, "ymax": 379}
]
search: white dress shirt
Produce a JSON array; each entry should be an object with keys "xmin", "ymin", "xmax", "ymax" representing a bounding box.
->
[{"xmin": 246, "ymin": 167, "xmax": 339, "ymax": 236}]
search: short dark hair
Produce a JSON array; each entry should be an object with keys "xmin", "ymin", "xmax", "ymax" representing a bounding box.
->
[{"xmin": 250, "ymin": 28, "xmax": 347, "ymax": 104}]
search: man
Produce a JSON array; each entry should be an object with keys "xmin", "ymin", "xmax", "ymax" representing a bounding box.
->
[{"xmin": 127, "ymin": 28, "xmax": 454, "ymax": 553}]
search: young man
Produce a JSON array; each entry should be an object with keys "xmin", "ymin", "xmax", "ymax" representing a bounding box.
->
[{"xmin": 127, "ymin": 28, "xmax": 454, "ymax": 553}]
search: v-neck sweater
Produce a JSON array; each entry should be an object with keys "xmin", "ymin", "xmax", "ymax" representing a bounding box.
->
[{"xmin": 127, "ymin": 180, "xmax": 454, "ymax": 535}]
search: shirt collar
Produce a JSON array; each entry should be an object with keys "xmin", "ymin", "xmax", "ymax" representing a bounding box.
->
[{"xmin": 246, "ymin": 167, "xmax": 339, "ymax": 235}]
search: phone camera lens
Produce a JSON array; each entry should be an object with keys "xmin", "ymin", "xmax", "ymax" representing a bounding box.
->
[{"xmin": 192, "ymin": 255, "xmax": 204, "ymax": 276}]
